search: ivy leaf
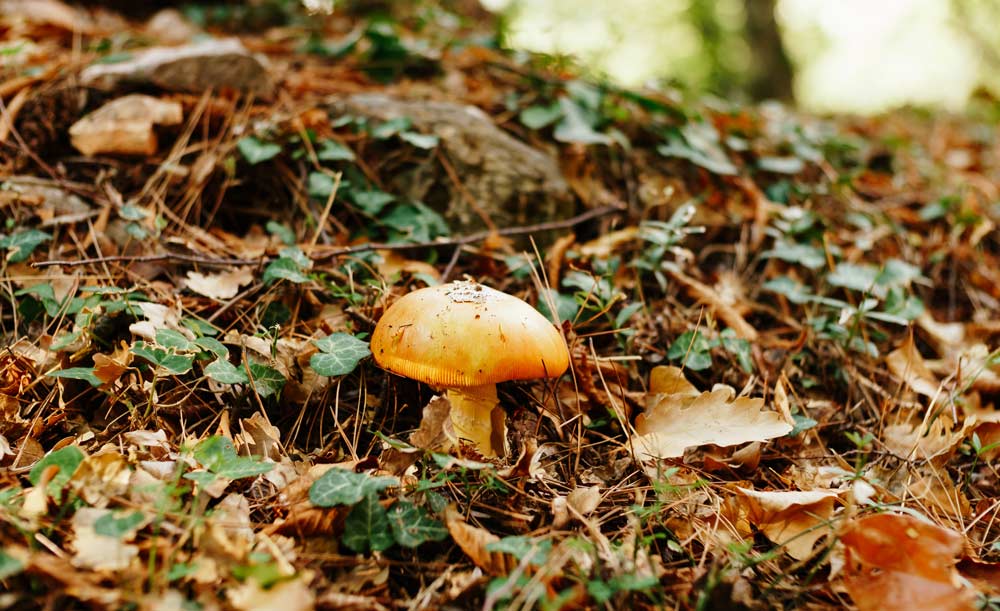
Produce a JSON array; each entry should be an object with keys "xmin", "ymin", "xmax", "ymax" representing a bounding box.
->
[
  {"xmin": 48, "ymin": 367, "xmax": 102, "ymax": 387},
  {"xmin": 0, "ymin": 229, "xmax": 51, "ymax": 262},
  {"xmin": 237, "ymin": 136, "xmax": 281, "ymax": 165},
  {"xmin": 93, "ymin": 511, "xmax": 146, "ymax": 538},
  {"xmin": 349, "ymin": 190, "xmax": 395, "ymax": 216},
  {"xmin": 317, "ymin": 139, "xmax": 356, "ymax": 162},
  {"xmin": 307, "ymin": 171, "xmax": 339, "ymax": 199},
  {"xmin": 387, "ymin": 501, "xmax": 447, "ymax": 548},
  {"xmin": 191, "ymin": 436, "xmax": 273, "ymax": 480},
  {"xmin": 262, "ymin": 257, "xmax": 311, "ymax": 284},
  {"xmin": 131, "ymin": 341, "xmax": 195, "ymax": 375},
  {"xmin": 667, "ymin": 330, "xmax": 714, "ymax": 371},
  {"xmin": 29, "ymin": 445, "xmax": 85, "ymax": 496},
  {"xmin": 193, "ymin": 337, "xmax": 228, "ymax": 359},
  {"xmin": 554, "ymin": 97, "xmax": 611, "ymax": 145},
  {"xmin": 310, "ymin": 333, "xmax": 371, "ymax": 377},
  {"xmin": 155, "ymin": 329, "xmax": 194, "ymax": 351},
  {"xmin": 309, "ymin": 468, "xmax": 398, "ymax": 507},
  {"xmin": 520, "ymin": 103, "xmax": 563, "ymax": 129},
  {"xmin": 204, "ymin": 358, "xmax": 248, "ymax": 384},
  {"xmin": 399, "ymin": 131, "xmax": 439, "ymax": 149},
  {"xmin": 247, "ymin": 364, "xmax": 285, "ymax": 398},
  {"xmin": 342, "ymin": 493, "xmax": 394, "ymax": 553}
]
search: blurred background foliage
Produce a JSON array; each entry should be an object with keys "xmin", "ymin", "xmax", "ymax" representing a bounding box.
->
[{"xmin": 484, "ymin": 0, "xmax": 1000, "ymax": 114}]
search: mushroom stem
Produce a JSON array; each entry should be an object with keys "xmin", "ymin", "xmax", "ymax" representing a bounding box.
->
[{"xmin": 447, "ymin": 384, "xmax": 505, "ymax": 458}]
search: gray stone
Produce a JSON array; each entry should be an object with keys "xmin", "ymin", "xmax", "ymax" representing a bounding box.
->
[
  {"xmin": 330, "ymin": 93, "xmax": 571, "ymax": 234},
  {"xmin": 81, "ymin": 38, "xmax": 272, "ymax": 97}
]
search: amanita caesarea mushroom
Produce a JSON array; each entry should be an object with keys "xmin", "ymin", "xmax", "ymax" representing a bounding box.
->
[{"xmin": 371, "ymin": 280, "xmax": 570, "ymax": 457}]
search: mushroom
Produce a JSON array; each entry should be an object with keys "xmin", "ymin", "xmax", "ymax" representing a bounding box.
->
[{"xmin": 371, "ymin": 280, "xmax": 570, "ymax": 458}]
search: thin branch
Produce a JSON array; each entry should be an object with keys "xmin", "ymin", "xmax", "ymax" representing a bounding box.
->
[{"xmin": 32, "ymin": 204, "xmax": 624, "ymax": 269}]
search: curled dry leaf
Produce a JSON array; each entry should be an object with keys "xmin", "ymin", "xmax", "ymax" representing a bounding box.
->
[
  {"xmin": 734, "ymin": 487, "xmax": 839, "ymax": 560},
  {"xmin": 886, "ymin": 336, "xmax": 941, "ymax": 400},
  {"xmin": 184, "ymin": 267, "xmax": 254, "ymax": 301},
  {"xmin": 882, "ymin": 416, "xmax": 968, "ymax": 463},
  {"xmin": 444, "ymin": 507, "xmax": 513, "ymax": 575},
  {"xmin": 633, "ymin": 366, "xmax": 791, "ymax": 460},
  {"xmin": 841, "ymin": 513, "xmax": 976, "ymax": 611}
]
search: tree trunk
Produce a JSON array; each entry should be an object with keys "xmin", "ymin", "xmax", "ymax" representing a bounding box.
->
[{"xmin": 744, "ymin": 0, "xmax": 795, "ymax": 101}]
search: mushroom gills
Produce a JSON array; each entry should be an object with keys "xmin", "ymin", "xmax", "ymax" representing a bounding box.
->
[{"xmin": 446, "ymin": 384, "xmax": 507, "ymax": 458}]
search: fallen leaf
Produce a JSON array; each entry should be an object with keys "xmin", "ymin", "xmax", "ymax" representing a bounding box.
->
[
  {"xmin": 70, "ymin": 508, "xmax": 140, "ymax": 571},
  {"xmin": 69, "ymin": 94, "xmax": 183, "ymax": 156},
  {"xmin": 887, "ymin": 336, "xmax": 941, "ymax": 400},
  {"xmin": 184, "ymin": 267, "xmax": 254, "ymax": 300},
  {"xmin": 734, "ymin": 487, "xmax": 839, "ymax": 560},
  {"xmin": 633, "ymin": 366, "xmax": 791, "ymax": 460},
  {"xmin": 444, "ymin": 507, "xmax": 512, "ymax": 575},
  {"xmin": 841, "ymin": 513, "xmax": 976, "ymax": 611},
  {"xmin": 227, "ymin": 571, "xmax": 315, "ymax": 611}
]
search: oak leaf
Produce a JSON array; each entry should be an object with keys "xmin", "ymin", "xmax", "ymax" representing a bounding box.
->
[
  {"xmin": 633, "ymin": 366, "xmax": 791, "ymax": 460},
  {"xmin": 841, "ymin": 513, "xmax": 976, "ymax": 611},
  {"xmin": 734, "ymin": 487, "xmax": 839, "ymax": 560}
]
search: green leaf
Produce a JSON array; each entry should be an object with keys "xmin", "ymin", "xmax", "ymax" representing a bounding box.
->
[
  {"xmin": 29, "ymin": 445, "xmax": 85, "ymax": 496},
  {"xmin": 247, "ymin": 364, "xmax": 285, "ymax": 398},
  {"xmin": 317, "ymin": 139, "xmax": 356, "ymax": 162},
  {"xmin": 310, "ymin": 333, "xmax": 370, "ymax": 377},
  {"xmin": 720, "ymin": 329, "xmax": 754, "ymax": 373},
  {"xmin": 350, "ymin": 190, "xmax": 395, "ymax": 216},
  {"xmin": 0, "ymin": 229, "xmax": 51, "ymax": 263},
  {"xmin": 382, "ymin": 202, "xmax": 449, "ymax": 243},
  {"xmin": 309, "ymin": 468, "xmax": 398, "ymax": 507},
  {"xmin": 93, "ymin": 511, "xmax": 145, "ymax": 538},
  {"xmin": 399, "ymin": 131, "xmax": 439, "ymax": 149},
  {"xmin": 387, "ymin": 501, "xmax": 447, "ymax": 548},
  {"xmin": 118, "ymin": 204, "xmax": 149, "ymax": 221},
  {"xmin": 667, "ymin": 330, "xmax": 714, "ymax": 371},
  {"xmin": 131, "ymin": 341, "xmax": 194, "ymax": 375},
  {"xmin": 266, "ymin": 221, "xmax": 297, "ymax": 246},
  {"xmin": 237, "ymin": 136, "xmax": 281, "ymax": 165},
  {"xmin": 192, "ymin": 436, "xmax": 273, "ymax": 480},
  {"xmin": 536, "ymin": 289, "xmax": 579, "ymax": 324},
  {"xmin": 342, "ymin": 493, "xmax": 394, "ymax": 553},
  {"xmin": 156, "ymin": 329, "xmax": 194, "ymax": 351},
  {"xmin": 371, "ymin": 117, "xmax": 412, "ymax": 139},
  {"xmin": 553, "ymin": 97, "xmax": 610, "ymax": 145},
  {"xmin": 194, "ymin": 337, "xmax": 228, "ymax": 359},
  {"xmin": 307, "ymin": 171, "xmax": 339, "ymax": 199},
  {"xmin": 262, "ymin": 257, "xmax": 311, "ymax": 284},
  {"xmin": 658, "ymin": 122, "xmax": 737, "ymax": 176},
  {"xmin": 520, "ymin": 103, "xmax": 563, "ymax": 129},
  {"xmin": 48, "ymin": 367, "xmax": 102, "ymax": 387},
  {"xmin": 761, "ymin": 240, "xmax": 827, "ymax": 270},
  {"xmin": 204, "ymin": 358, "xmax": 248, "ymax": 384},
  {"xmin": 0, "ymin": 550, "xmax": 24, "ymax": 580},
  {"xmin": 486, "ymin": 536, "xmax": 551, "ymax": 566}
]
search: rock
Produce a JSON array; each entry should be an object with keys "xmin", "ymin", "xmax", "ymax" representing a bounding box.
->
[
  {"xmin": 330, "ymin": 93, "xmax": 571, "ymax": 234},
  {"xmin": 80, "ymin": 38, "xmax": 272, "ymax": 96},
  {"xmin": 144, "ymin": 9, "xmax": 200, "ymax": 45},
  {"xmin": 69, "ymin": 94, "xmax": 183, "ymax": 156}
]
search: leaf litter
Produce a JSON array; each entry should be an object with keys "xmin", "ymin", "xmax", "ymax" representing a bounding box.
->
[{"xmin": 2, "ymin": 1, "xmax": 1000, "ymax": 610}]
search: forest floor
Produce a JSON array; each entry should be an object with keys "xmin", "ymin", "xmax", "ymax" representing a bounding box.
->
[{"xmin": 3, "ymin": 2, "xmax": 1000, "ymax": 610}]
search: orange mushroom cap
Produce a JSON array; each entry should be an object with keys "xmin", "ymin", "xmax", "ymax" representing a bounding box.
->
[{"xmin": 371, "ymin": 281, "xmax": 570, "ymax": 388}]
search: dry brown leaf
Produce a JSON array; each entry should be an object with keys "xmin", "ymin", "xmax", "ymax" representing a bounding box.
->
[
  {"xmin": 444, "ymin": 507, "xmax": 513, "ymax": 575},
  {"xmin": 69, "ymin": 450, "xmax": 131, "ymax": 507},
  {"xmin": 70, "ymin": 508, "xmax": 142, "ymax": 571},
  {"xmin": 634, "ymin": 366, "xmax": 791, "ymax": 460},
  {"xmin": 887, "ymin": 335, "xmax": 941, "ymax": 400},
  {"xmin": 882, "ymin": 416, "xmax": 968, "ymax": 462},
  {"xmin": 227, "ymin": 571, "xmax": 315, "ymax": 611},
  {"xmin": 184, "ymin": 267, "xmax": 254, "ymax": 301},
  {"xmin": 841, "ymin": 513, "xmax": 976, "ymax": 611},
  {"xmin": 69, "ymin": 94, "xmax": 183, "ymax": 156},
  {"xmin": 734, "ymin": 487, "xmax": 839, "ymax": 560}
]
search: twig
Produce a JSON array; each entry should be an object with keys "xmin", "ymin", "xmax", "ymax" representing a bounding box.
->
[{"xmin": 32, "ymin": 204, "xmax": 623, "ymax": 269}]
